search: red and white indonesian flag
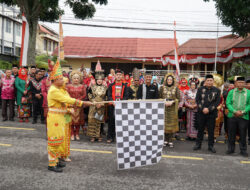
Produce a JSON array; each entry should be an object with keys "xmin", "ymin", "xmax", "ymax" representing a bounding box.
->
[
  {"xmin": 20, "ymin": 14, "xmax": 29, "ymax": 67},
  {"xmin": 174, "ymin": 21, "xmax": 180, "ymax": 76}
]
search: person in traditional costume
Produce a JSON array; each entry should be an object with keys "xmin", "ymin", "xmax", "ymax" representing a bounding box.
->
[
  {"xmin": 179, "ymin": 78, "xmax": 190, "ymax": 92},
  {"xmin": 159, "ymin": 73, "xmax": 180, "ymax": 148},
  {"xmin": 213, "ymin": 74, "xmax": 224, "ymax": 142},
  {"xmin": 129, "ymin": 68, "xmax": 140, "ymax": 100},
  {"xmin": 0, "ymin": 69, "xmax": 15, "ymax": 121},
  {"xmin": 108, "ymin": 68, "xmax": 116, "ymax": 84},
  {"xmin": 226, "ymin": 76, "xmax": 250, "ymax": 157},
  {"xmin": 185, "ymin": 78, "xmax": 199, "ymax": 140},
  {"xmin": 193, "ymin": 74, "xmax": 221, "ymax": 153},
  {"xmin": 107, "ymin": 69, "xmax": 129, "ymax": 143},
  {"xmin": 30, "ymin": 70, "xmax": 44, "ymax": 124},
  {"xmin": 67, "ymin": 70, "xmax": 86, "ymax": 141},
  {"xmin": 41, "ymin": 60, "xmax": 54, "ymax": 125},
  {"xmin": 87, "ymin": 62, "xmax": 107, "ymax": 142},
  {"xmin": 47, "ymin": 61, "xmax": 92, "ymax": 172},
  {"xmin": 15, "ymin": 68, "xmax": 31, "ymax": 122},
  {"xmin": 137, "ymin": 72, "xmax": 159, "ymax": 100},
  {"xmin": 246, "ymin": 79, "xmax": 250, "ymax": 145}
]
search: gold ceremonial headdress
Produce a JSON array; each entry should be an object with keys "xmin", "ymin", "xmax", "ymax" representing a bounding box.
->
[
  {"xmin": 50, "ymin": 60, "xmax": 62, "ymax": 80},
  {"xmin": 95, "ymin": 60, "xmax": 105, "ymax": 80}
]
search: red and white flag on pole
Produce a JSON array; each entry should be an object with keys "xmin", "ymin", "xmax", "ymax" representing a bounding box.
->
[
  {"xmin": 174, "ymin": 21, "xmax": 180, "ymax": 76},
  {"xmin": 20, "ymin": 14, "xmax": 29, "ymax": 67}
]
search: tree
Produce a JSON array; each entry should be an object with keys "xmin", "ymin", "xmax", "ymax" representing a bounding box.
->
[
  {"xmin": 227, "ymin": 60, "xmax": 250, "ymax": 80},
  {"xmin": 0, "ymin": 0, "xmax": 108, "ymax": 66},
  {"xmin": 204, "ymin": 0, "xmax": 250, "ymax": 37}
]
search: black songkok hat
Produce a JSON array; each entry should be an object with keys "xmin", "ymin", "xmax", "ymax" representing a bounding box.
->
[
  {"xmin": 205, "ymin": 74, "xmax": 214, "ymax": 80},
  {"xmin": 115, "ymin": 69, "xmax": 123, "ymax": 74},
  {"xmin": 145, "ymin": 70, "xmax": 152, "ymax": 76},
  {"xmin": 40, "ymin": 68, "xmax": 46, "ymax": 71},
  {"xmin": 31, "ymin": 66, "xmax": 36, "ymax": 69},
  {"xmin": 229, "ymin": 80, "xmax": 234, "ymax": 84},
  {"xmin": 246, "ymin": 78, "xmax": 250, "ymax": 83},
  {"xmin": 236, "ymin": 76, "xmax": 245, "ymax": 81}
]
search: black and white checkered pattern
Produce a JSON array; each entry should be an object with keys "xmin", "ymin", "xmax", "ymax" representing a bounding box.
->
[{"xmin": 115, "ymin": 100, "xmax": 165, "ymax": 170}]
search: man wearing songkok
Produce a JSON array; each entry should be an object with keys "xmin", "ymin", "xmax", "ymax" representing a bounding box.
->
[
  {"xmin": 137, "ymin": 71, "xmax": 159, "ymax": 99},
  {"xmin": 30, "ymin": 70, "xmax": 44, "ymax": 124},
  {"xmin": 107, "ymin": 69, "xmax": 129, "ymax": 143},
  {"xmin": 47, "ymin": 61, "xmax": 92, "ymax": 172},
  {"xmin": 193, "ymin": 74, "xmax": 221, "ymax": 153},
  {"xmin": 226, "ymin": 76, "xmax": 250, "ymax": 157}
]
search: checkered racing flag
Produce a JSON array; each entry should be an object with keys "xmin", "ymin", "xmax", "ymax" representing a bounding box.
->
[{"xmin": 115, "ymin": 100, "xmax": 165, "ymax": 170}]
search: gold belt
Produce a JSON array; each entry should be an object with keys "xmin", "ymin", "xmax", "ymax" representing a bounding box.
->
[{"xmin": 48, "ymin": 108, "xmax": 68, "ymax": 114}]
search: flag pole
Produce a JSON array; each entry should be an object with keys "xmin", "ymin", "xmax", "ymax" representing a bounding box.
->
[
  {"xmin": 174, "ymin": 21, "xmax": 180, "ymax": 79},
  {"xmin": 58, "ymin": 16, "xmax": 61, "ymax": 63}
]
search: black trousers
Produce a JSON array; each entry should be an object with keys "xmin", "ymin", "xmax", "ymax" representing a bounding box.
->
[
  {"xmin": 228, "ymin": 117, "xmax": 248, "ymax": 152},
  {"xmin": 107, "ymin": 105, "xmax": 116, "ymax": 140},
  {"xmin": 2, "ymin": 99, "xmax": 15, "ymax": 120},
  {"xmin": 32, "ymin": 98, "xmax": 44, "ymax": 121},
  {"xmin": 196, "ymin": 113, "xmax": 216, "ymax": 147}
]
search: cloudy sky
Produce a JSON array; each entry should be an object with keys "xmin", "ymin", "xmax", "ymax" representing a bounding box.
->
[{"xmin": 43, "ymin": 0, "xmax": 231, "ymax": 44}]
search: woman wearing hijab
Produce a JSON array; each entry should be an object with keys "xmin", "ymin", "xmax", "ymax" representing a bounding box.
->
[
  {"xmin": 159, "ymin": 73, "xmax": 180, "ymax": 148},
  {"xmin": 15, "ymin": 68, "xmax": 31, "ymax": 122}
]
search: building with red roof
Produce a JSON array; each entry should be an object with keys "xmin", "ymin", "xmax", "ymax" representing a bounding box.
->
[
  {"xmin": 54, "ymin": 36, "xmax": 175, "ymax": 74},
  {"xmin": 163, "ymin": 34, "xmax": 250, "ymax": 77}
]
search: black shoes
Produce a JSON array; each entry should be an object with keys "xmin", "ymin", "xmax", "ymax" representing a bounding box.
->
[
  {"xmin": 208, "ymin": 146, "xmax": 216, "ymax": 153},
  {"xmin": 240, "ymin": 151, "xmax": 248, "ymax": 157},
  {"xmin": 57, "ymin": 160, "xmax": 66, "ymax": 168},
  {"xmin": 32, "ymin": 120, "xmax": 37, "ymax": 124},
  {"xmin": 193, "ymin": 144, "xmax": 201, "ymax": 151},
  {"xmin": 226, "ymin": 150, "xmax": 234, "ymax": 155},
  {"xmin": 2, "ymin": 118, "xmax": 7, "ymax": 122},
  {"xmin": 9, "ymin": 118, "xmax": 14, "ymax": 121},
  {"xmin": 48, "ymin": 166, "xmax": 63, "ymax": 173}
]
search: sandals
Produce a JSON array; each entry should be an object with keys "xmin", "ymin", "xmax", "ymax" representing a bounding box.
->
[
  {"xmin": 169, "ymin": 142, "xmax": 174, "ymax": 148},
  {"xmin": 71, "ymin": 136, "xmax": 75, "ymax": 141},
  {"xmin": 106, "ymin": 139, "xmax": 112, "ymax": 143},
  {"xmin": 75, "ymin": 135, "xmax": 80, "ymax": 141},
  {"xmin": 64, "ymin": 157, "xmax": 71, "ymax": 162},
  {"xmin": 90, "ymin": 138, "xmax": 95, "ymax": 142}
]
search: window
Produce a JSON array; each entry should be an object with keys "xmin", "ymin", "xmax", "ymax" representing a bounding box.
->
[
  {"xmin": 16, "ymin": 24, "xmax": 21, "ymax": 36},
  {"xmin": 48, "ymin": 41, "xmax": 51, "ymax": 51},
  {"xmin": 15, "ymin": 47, "xmax": 21, "ymax": 56},
  {"xmin": 4, "ymin": 46, "xmax": 12, "ymax": 54},
  {"xmin": 44, "ymin": 39, "xmax": 47, "ymax": 51},
  {"xmin": 5, "ymin": 19, "xmax": 11, "ymax": 33}
]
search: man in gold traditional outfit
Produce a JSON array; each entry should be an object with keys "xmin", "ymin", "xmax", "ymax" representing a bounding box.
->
[{"xmin": 47, "ymin": 61, "xmax": 92, "ymax": 172}]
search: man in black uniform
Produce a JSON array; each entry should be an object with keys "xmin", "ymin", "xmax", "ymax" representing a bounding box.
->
[
  {"xmin": 30, "ymin": 70, "xmax": 44, "ymax": 124},
  {"xmin": 193, "ymin": 74, "xmax": 221, "ymax": 153},
  {"xmin": 137, "ymin": 72, "xmax": 159, "ymax": 99}
]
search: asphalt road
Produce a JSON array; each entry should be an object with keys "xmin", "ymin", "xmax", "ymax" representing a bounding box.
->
[{"xmin": 0, "ymin": 118, "xmax": 250, "ymax": 190}]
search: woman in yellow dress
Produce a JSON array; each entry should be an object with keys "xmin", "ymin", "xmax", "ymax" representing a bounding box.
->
[{"xmin": 47, "ymin": 61, "xmax": 92, "ymax": 173}]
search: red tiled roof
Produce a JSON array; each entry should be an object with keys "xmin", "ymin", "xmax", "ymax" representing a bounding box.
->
[
  {"xmin": 164, "ymin": 35, "xmax": 246, "ymax": 56},
  {"xmin": 58, "ymin": 37, "xmax": 175, "ymax": 58},
  {"xmin": 39, "ymin": 24, "xmax": 58, "ymax": 36}
]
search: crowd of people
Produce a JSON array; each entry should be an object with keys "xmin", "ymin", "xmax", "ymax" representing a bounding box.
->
[{"xmin": 0, "ymin": 61, "xmax": 249, "ymax": 172}]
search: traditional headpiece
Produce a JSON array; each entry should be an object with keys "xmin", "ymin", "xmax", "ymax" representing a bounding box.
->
[
  {"xmin": 164, "ymin": 73, "xmax": 176, "ymax": 86},
  {"xmin": 246, "ymin": 78, "xmax": 250, "ymax": 83},
  {"xmin": 205, "ymin": 74, "xmax": 214, "ymax": 80},
  {"xmin": 132, "ymin": 67, "xmax": 140, "ymax": 80},
  {"xmin": 229, "ymin": 80, "xmax": 234, "ymax": 84},
  {"xmin": 70, "ymin": 70, "xmax": 83, "ymax": 81},
  {"xmin": 189, "ymin": 77, "xmax": 200, "ymax": 86},
  {"xmin": 31, "ymin": 66, "xmax": 36, "ymax": 69},
  {"xmin": 95, "ymin": 60, "xmax": 105, "ymax": 80},
  {"xmin": 236, "ymin": 76, "xmax": 245, "ymax": 81},
  {"xmin": 50, "ymin": 60, "xmax": 62, "ymax": 80}
]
